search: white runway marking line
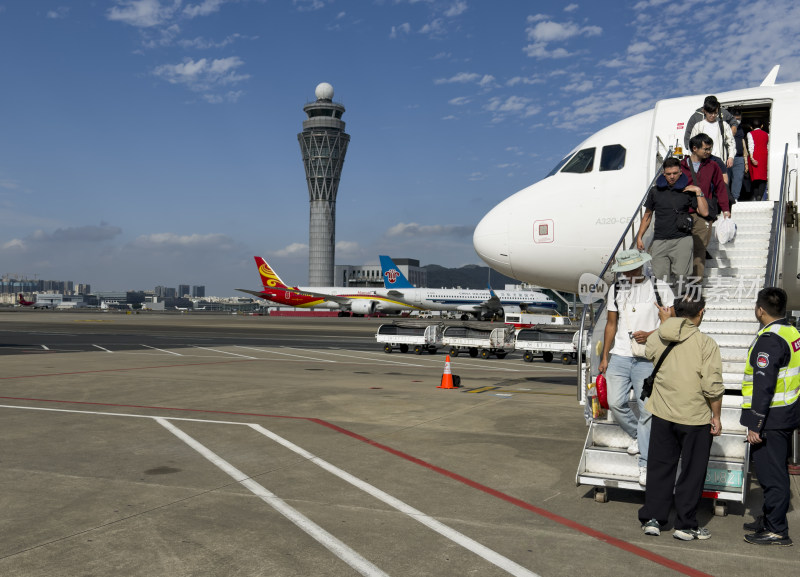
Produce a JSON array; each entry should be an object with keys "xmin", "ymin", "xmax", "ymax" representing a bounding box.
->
[
  {"xmin": 156, "ymin": 418, "xmax": 390, "ymax": 577},
  {"xmin": 249, "ymin": 423, "xmax": 541, "ymax": 577},
  {"xmin": 92, "ymin": 345, "xmax": 113, "ymax": 353},
  {"xmin": 280, "ymin": 347, "xmax": 430, "ymax": 368},
  {"xmin": 0, "ymin": 404, "xmax": 541, "ymax": 577},
  {"xmin": 233, "ymin": 345, "xmax": 337, "ymax": 363},
  {"xmin": 140, "ymin": 344, "xmax": 183, "ymax": 356},
  {"xmin": 190, "ymin": 345, "xmax": 257, "ymax": 359}
]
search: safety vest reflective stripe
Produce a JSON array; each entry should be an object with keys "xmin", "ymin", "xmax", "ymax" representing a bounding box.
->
[
  {"xmin": 742, "ymin": 365, "xmax": 800, "ymax": 383},
  {"xmin": 742, "ymin": 323, "xmax": 800, "ymax": 409}
]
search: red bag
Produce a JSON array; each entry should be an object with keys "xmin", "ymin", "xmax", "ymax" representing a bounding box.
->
[{"xmin": 595, "ymin": 374, "xmax": 608, "ymax": 409}]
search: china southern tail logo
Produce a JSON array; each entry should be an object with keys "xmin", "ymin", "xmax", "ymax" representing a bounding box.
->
[{"xmin": 384, "ymin": 269, "xmax": 400, "ymax": 284}]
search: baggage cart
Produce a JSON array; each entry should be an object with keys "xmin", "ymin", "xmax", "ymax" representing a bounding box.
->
[
  {"xmin": 442, "ymin": 323, "xmax": 515, "ymax": 359},
  {"xmin": 515, "ymin": 325, "xmax": 579, "ymax": 365},
  {"xmin": 376, "ymin": 322, "xmax": 443, "ymax": 354}
]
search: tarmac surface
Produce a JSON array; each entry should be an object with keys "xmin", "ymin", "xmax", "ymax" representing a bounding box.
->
[{"xmin": 0, "ymin": 310, "xmax": 796, "ymax": 577}]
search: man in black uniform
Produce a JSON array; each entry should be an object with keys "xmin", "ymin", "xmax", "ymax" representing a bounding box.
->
[{"xmin": 741, "ymin": 287, "xmax": 800, "ymax": 546}]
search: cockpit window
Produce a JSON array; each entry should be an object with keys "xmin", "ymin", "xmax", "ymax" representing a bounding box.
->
[
  {"xmin": 600, "ymin": 144, "xmax": 626, "ymax": 171},
  {"xmin": 546, "ymin": 154, "xmax": 573, "ymax": 177},
  {"xmin": 560, "ymin": 148, "xmax": 595, "ymax": 173}
]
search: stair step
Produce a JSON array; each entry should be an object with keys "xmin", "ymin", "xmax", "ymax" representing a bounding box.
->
[
  {"xmin": 709, "ymin": 334, "xmax": 757, "ymax": 347},
  {"xmin": 720, "ymin": 347, "xmax": 749, "ymax": 361},
  {"xmin": 701, "ymin": 321, "xmax": 760, "ymax": 334}
]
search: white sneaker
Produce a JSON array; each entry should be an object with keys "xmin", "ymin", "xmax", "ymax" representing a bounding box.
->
[
  {"xmin": 638, "ymin": 467, "xmax": 647, "ymax": 486},
  {"xmin": 627, "ymin": 439, "xmax": 640, "ymax": 455}
]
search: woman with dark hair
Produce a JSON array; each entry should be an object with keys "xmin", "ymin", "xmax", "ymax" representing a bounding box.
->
[{"xmin": 748, "ymin": 118, "xmax": 769, "ymax": 201}]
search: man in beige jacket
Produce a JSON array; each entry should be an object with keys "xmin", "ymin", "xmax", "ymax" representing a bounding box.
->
[{"xmin": 637, "ymin": 294, "xmax": 724, "ymax": 541}]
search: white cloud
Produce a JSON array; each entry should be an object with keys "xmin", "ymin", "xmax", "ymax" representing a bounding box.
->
[
  {"xmin": 564, "ymin": 3, "xmax": 579, "ymax": 11},
  {"xmin": 526, "ymin": 20, "xmax": 600, "ymax": 43},
  {"xmin": 293, "ymin": 0, "xmax": 326, "ymax": 11},
  {"xmin": 273, "ymin": 242, "xmax": 308, "ymax": 257},
  {"xmin": 485, "ymin": 95, "xmax": 541, "ymax": 118},
  {"xmin": 522, "ymin": 43, "xmax": 572, "ymax": 59},
  {"xmin": 390, "ymin": 22, "xmax": 411, "ymax": 38},
  {"xmin": 335, "ymin": 240, "xmax": 361, "ymax": 255},
  {"xmin": 178, "ymin": 33, "xmax": 250, "ymax": 49},
  {"xmin": 2, "ymin": 239, "xmax": 25, "ymax": 250},
  {"xmin": 448, "ymin": 96, "xmax": 470, "ymax": 105},
  {"xmin": 563, "ymin": 80, "xmax": 594, "ymax": 93},
  {"xmin": 46, "ymin": 7, "xmax": 70, "ymax": 19},
  {"xmin": 419, "ymin": 18, "xmax": 444, "ymax": 35},
  {"xmin": 130, "ymin": 232, "xmax": 235, "ymax": 250},
  {"xmin": 386, "ymin": 222, "xmax": 473, "ymax": 238},
  {"xmin": 434, "ymin": 72, "xmax": 495, "ymax": 86},
  {"xmin": 183, "ymin": 0, "xmax": 226, "ymax": 18},
  {"xmin": 153, "ymin": 56, "xmax": 250, "ymax": 93},
  {"xmin": 107, "ymin": 0, "xmax": 178, "ymax": 28},
  {"xmin": 444, "ymin": 1, "xmax": 467, "ymax": 17}
]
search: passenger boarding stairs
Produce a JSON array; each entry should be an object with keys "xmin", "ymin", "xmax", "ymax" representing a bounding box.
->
[{"xmin": 575, "ymin": 146, "xmax": 795, "ymax": 513}]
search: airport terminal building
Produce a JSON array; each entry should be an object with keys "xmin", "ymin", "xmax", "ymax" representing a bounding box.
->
[{"xmin": 335, "ymin": 258, "xmax": 426, "ymax": 288}]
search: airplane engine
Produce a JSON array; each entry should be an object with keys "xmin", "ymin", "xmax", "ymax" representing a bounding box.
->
[{"xmin": 349, "ymin": 300, "xmax": 378, "ymax": 315}]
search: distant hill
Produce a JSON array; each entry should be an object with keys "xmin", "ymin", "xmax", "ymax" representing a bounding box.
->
[{"xmin": 423, "ymin": 264, "xmax": 521, "ymax": 289}]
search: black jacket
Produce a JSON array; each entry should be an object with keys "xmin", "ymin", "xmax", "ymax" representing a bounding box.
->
[{"xmin": 740, "ymin": 319, "xmax": 800, "ymax": 432}]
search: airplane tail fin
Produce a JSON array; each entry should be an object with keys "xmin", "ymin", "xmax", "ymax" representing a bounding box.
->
[
  {"xmin": 379, "ymin": 255, "xmax": 415, "ymax": 289},
  {"xmin": 254, "ymin": 257, "xmax": 289, "ymax": 289}
]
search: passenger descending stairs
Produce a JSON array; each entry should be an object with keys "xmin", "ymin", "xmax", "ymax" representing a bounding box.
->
[{"xmin": 576, "ymin": 201, "xmax": 775, "ymax": 511}]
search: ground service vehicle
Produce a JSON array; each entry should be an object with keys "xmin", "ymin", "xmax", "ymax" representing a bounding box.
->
[
  {"xmin": 442, "ymin": 324, "xmax": 515, "ymax": 359},
  {"xmin": 376, "ymin": 322, "xmax": 443, "ymax": 354},
  {"xmin": 515, "ymin": 325, "xmax": 579, "ymax": 365}
]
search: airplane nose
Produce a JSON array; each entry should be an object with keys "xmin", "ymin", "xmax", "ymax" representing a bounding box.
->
[{"xmin": 473, "ymin": 203, "xmax": 513, "ymax": 277}]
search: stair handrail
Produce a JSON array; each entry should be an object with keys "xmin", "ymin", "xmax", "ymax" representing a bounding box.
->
[
  {"xmin": 765, "ymin": 143, "xmax": 791, "ymax": 288},
  {"xmin": 576, "ymin": 147, "xmax": 672, "ymax": 400}
]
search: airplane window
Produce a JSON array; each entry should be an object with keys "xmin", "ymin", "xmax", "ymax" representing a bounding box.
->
[
  {"xmin": 546, "ymin": 154, "xmax": 573, "ymax": 177},
  {"xmin": 600, "ymin": 144, "xmax": 626, "ymax": 171},
  {"xmin": 560, "ymin": 148, "xmax": 595, "ymax": 174}
]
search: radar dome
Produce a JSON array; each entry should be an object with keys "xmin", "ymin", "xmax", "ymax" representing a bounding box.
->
[{"xmin": 315, "ymin": 82, "xmax": 334, "ymax": 100}]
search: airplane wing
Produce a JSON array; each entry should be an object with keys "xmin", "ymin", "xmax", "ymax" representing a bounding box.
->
[
  {"xmin": 292, "ymin": 290, "xmax": 351, "ymax": 305},
  {"xmin": 385, "ymin": 289, "xmax": 406, "ymax": 298}
]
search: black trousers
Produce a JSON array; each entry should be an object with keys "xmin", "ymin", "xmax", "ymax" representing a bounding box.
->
[
  {"xmin": 751, "ymin": 428, "xmax": 793, "ymax": 536},
  {"xmin": 638, "ymin": 415, "xmax": 712, "ymax": 529}
]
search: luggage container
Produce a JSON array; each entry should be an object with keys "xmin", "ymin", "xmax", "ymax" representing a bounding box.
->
[
  {"xmin": 442, "ymin": 323, "xmax": 515, "ymax": 359},
  {"xmin": 515, "ymin": 325, "xmax": 579, "ymax": 365},
  {"xmin": 376, "ymin": 322, "xmax": 443, "ymax": 354}
]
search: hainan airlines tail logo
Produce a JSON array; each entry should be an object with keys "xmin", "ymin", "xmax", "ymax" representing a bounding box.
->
[
  {"xmin": 259, "ymin": 263, "xmax": 282, "ymax": 287},
  {"xmin": 384, "ymin": 269, "xmax": 400, "ymax": 284}
]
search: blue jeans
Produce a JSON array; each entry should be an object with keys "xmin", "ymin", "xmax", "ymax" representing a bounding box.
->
[
  {"xmin": 606, "ymin": 354, "xmax": 653, "ymax": 467},
  {"xmin": 729, "ymin": 156, "xmax": 745, "ymax": 201}
]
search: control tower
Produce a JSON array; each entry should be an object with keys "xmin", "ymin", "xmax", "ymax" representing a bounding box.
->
[{"xmin": 298, "ymin": 82, "xmax": 350, "ymax": 286}]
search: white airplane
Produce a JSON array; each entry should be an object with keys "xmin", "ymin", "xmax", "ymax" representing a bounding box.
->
[
  {"xmin": 236, "ymin": 257, "xmax": 417, "ymax": 316},
  {"xmin": 377, "ymin": 255, "xmax": 557, "ymax": 320},
  {"xmin": 473, "ymin": 65, "xmax": 800, "ymax": 307}
]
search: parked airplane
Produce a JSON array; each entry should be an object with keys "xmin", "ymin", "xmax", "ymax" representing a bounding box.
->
[
  {"xmin": 473, "ymin": 65, "xmax": 800, "ymax": 306},
  {"xmin": 236, "ymin": 257, "xmax": 417, "ymax": 316},
  {"xmin": 377, "ymin": 255, "xmax": 557, "ymax": 320},
  {"xmin": 18, "ymin": 293, "xmax": 54, "ymax": 309}
]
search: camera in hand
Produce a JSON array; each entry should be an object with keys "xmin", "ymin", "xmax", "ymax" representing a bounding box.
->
[
  {"xmin": 640, "ymin": 375, "xmax": 655, "ymax": 401},
  {"xmin": 675, "ymin": 210, "xmax": 693, "ymax": 234}
]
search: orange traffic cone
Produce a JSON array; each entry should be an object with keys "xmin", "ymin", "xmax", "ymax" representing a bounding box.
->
[{"xmin": 438, "ymin": 355, "xmax": 459, "ymax": 389}]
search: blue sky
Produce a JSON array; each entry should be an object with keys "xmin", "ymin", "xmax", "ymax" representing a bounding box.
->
[{"xmin": 1, "ymin": 0, "xmax": 799, "ymax": 295}]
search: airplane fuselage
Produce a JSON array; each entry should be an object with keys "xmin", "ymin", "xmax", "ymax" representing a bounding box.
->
[{"xmin": 474, "ymin": 79, "xmax": 800, "ymax": 307}]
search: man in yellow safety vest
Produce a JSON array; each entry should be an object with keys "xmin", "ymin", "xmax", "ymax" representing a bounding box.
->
[{"xmin": 741, "ymin": 287, "xmax": 800, "ymax": 546}]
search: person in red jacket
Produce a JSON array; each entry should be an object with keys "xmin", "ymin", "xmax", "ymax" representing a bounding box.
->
[
  {"xmin": 680, "ymin": 133, "xmax": 731, "ymax": 281},
  {"xmin": 747, "ymin": 118, "xmax": 769, "ymax": 201}
]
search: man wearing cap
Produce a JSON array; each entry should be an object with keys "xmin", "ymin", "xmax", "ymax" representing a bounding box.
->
[
  {"xmin": 598, "ymin": 249, "xmax": 675, "ymax": 485},
  {"xmin": 741, "ymin": 287, "xmax": 800, "ymax": 546}
]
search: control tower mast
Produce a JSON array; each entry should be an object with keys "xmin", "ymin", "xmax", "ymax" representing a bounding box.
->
[{"xmin": 298, "ymin": 82, "xmax": 350, "ymax": 286}]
